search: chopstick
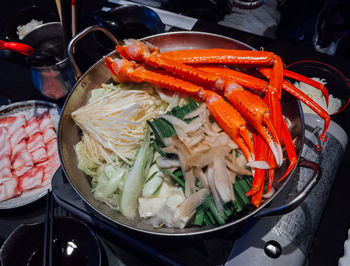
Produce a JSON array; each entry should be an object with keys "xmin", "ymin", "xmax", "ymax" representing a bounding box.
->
[
  {"xmin": 43, "ymin": 190, "xmax": 55, "ymax": 266},
  {"xmin": 71, "ymin": 0, "xmax": 77, "ymax": 37},
  {"xmin": 55, "ymin": 0, "xmax": 63, "ymax": 22},
  {"xmin": 58, "ymin": 0, "xmax": 71, "ymax": 58}
]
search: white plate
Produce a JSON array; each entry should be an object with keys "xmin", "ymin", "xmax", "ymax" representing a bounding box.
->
[{"xmin": 0, "ymin": 100, "xmax": 60, "ymax": 209}]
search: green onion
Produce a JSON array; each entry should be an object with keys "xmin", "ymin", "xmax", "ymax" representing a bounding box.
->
[
  {"xmin": 145, "ymin": 171, "xmax": 159, "ymax": 183},
  {"xmin": 203, "ymin": 213, "xmax": 212, "ymax": 225},
  {"xmin": 194, "ymin": 206, "xmax": 205, "ymax": 226},
  {"xmin": 159, "ymin": 168, "xmax": 185, "ymax": 188},
  {"xmin": 206, "ymin": 210, "xmax": 217, "ymax": 225},
  {"xmin": 152, "ymin": 182, "xmax": 163, "ymax": 196},
  {"xmin": 166, "ymin": 98, "xmax": 198, "ymax": 119},
  {"xmin": 203, "ymin": 195, "xmax": 225, "ymax": 225}
]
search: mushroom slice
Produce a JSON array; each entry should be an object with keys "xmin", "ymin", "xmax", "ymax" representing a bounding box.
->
[
  {"xmin": 207, "ymin": 165, "xmax": 224, "ymax": 215},
  {"xmin": 213, "ymin": 158, "xmax": 235, "ymax": 203},
  {"xmin": 205, "ymin": 132, "xmax": 238, "ymax": 149},
  {"xmin": 173, "ymin": 188, "xmax": 210, "ymax": 228},
  {"xmin": 184, "ymin": 168, "xmax": 196, "ymax": 198},
  {"xmin": 185, "ymin": 145, "xmax": 231, "ymax": 170},
  {"xmin": 226, "ymin": 153, "xmax": 252, "ymax": 176},
  {"xmin": 193, "ymin": 166, "xmax": 208, "ymax": 188},
  {"xmin": 156, "ymin": 157, "xmax": 181, "ymax": 168}
]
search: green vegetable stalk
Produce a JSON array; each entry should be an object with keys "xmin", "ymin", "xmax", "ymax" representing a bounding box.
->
[{"xmin": 120, "ymin": 129, "xmax": 154, "ymax": 218}]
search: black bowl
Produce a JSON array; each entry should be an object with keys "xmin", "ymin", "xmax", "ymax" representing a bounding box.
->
[
  {"xmin": 1, "ymin": 5, "xmax": 58, "ymax": 42},
  {"xmin": 287, "ymin": 60, "xmax": 350, "ymax": 116},
  {"xmin": 0, "ymin": 216, "xmax": 101, "ymax": 266}
]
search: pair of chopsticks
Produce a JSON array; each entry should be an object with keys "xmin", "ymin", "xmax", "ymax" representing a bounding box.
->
[
  {"xmin": 43, "ymin": 190, "xmax": 55, "ymax": 266},
  {"xmin": 55, "ymin": 0, "xmax": 78, "ymax": 57}
]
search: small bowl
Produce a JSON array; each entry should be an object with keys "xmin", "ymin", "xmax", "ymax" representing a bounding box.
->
[
  {"xmin": 1, "ymin": 5, "xmax": 58, "ymax": 42},
  {"xmin": 286, "ymin": 60, "xmax": 350, "ymax": 116},
  {"xmin": 0, "ymin": 216, "xmax": 101, "ymax": 266}
]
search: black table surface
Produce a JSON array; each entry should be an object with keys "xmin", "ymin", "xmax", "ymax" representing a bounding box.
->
[{"xmin": 1, "ymin": 8, "xmax": 350, "ymax": 266}]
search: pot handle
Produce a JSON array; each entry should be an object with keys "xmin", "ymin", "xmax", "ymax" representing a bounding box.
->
[
  {"xmin": 68, "ymin": 25, "xmax": 120, "ymax": 79},
  {"xmin": 253, "ymin": 157, "xmax": 321, "ymax": 218}
]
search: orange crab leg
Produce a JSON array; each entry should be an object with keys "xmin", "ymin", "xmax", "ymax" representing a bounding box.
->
[
  {"xmin": 251, "ymin": 177, "xmax": 264, "ymax": 207},
  {"xmin": 246, "ymin": 133, "xmax": 268, "ymax": 197},
  {"xmin": 105, "ymin": 57, "xmax": 255, "ymax": 162},
  {"xmin": 117, "ymin": 41, "xmax": 226, "ymax": 91},
  {"xmin": 279, "ymin": 118, "xmax": 297, "ymax": 181},
  {"xmin": 162, "ymin": 49, "xmax": 275, "ymax": 65},
  {"xmin": 263, "ymin": 56, "xmax": 284, "ymax": 193},
  {"xmin": 194, "ymin": 65, "xmax": 267, "ymax": 92},
  {"xmin": 284, "ymin": 69, "xmax": 329, "ymax": 106}
]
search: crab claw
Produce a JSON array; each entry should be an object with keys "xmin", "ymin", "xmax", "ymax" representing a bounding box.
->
[
  {"xmin": 203, "ymin": 91, "xmax": 255, "ymax": 163},
  {"xmin": 224, "ymin": 85, "xmax": 283, "ymax": 166}
]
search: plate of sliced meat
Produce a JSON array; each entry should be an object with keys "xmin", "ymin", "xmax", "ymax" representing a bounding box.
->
[{"xmin": 0, "ymin": 100, "xmax": 61, "ymax": 209}]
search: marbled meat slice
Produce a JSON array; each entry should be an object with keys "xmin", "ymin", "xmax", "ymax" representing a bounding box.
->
[
  {"xmin": 9, "ymin": 126, "xmax": 27, "ymax": 147},
  {"xmin": 0, "ymin": 127, "xmax": 11, "ymax": 157},
  {"xmin": 0, "ymin": 155, "xmax": 11, "ymax": 169},
  {"xmin": 42, "ymin": 127, "xmax": 56, "ymax": 144},
  {"xmin": 46, "ymin": 138, "xmax": 58, "ymax": 158},
  {"xmin": 0, "ymin": 168, "xmax": 13, "ymax": 184},
  {"xmin": 11, "ymin": 140, "xmax": 26, "ymax": 161},
  {"xmin": 0, "ymin": 177, "xmax": 21, "ymax": 202},
  {"xmin": 25, "ymin": 116, "xmax": 40, "ymax": 136},
  {"xmin": 27, "ymin": 132, "xmax": 45, "ymax": 153},
  {"xmin": 0, "ymin": 113, "xmax": 26, "ymax": 136},
  {"xmin": 12, "ymin": 150, "xmax": 34, "ymax": 176},
  {"xmin": 31, "ymin": 147, "xmax": 47, "ymax": 164},
  {"xmin": 38, "ymin": 112, "xmax": 54, "ymax": 132},
  {"xmin": 42, "ymin": 155, "xmax": 60, "ymax": 186},
  {"xmin": 19, "ymin": 166, "xmax": 44, "ymax": 191}
]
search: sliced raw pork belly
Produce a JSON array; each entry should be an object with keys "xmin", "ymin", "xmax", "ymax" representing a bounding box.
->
[
  {"xmin": 42, "ymin": 127, "xmax": 56, "ymax": 144},
  {"xmin": 0, "ymin": 177, "xmax": 21, "ymax": 202},
  {"xmin": 12, "ymin": 150, "xmax": 34, "ymax": 177},
  {"xmin": 0, "ymin": 127, "xmax": 11, "ymax": 157},
  {"xmin": 0, "ymin": 127, "xmax": 14, "ymax": 185},
  {"xmin": 38, "ymin": 111, "xmax": 54, "ymax": 132},
  {"xmin": 27, "ymin": 133, "xmax": 45, "ymax": 153},
  {"xmin": 40, "ymin": 154, "xmax": 60, "ymax": 186},
  {"xmin": 0, "ymin": 110, "xmax": 59, "ymax": 201},
  {"xmin": 27, "ymin": 133, "xmax": 47, "ymax": 163},
  {"xmin": 46, "ymin": 138, "xmax": 57, "ymax": 158},
  {"xmin": 26, "ymin": 115, "xmax": 48, "ymax": 164},
  {"xmin": 0, "ymin": 168, "xmax": 13, "ymax": 185},
  {"xmin": 19, "ymin": 166, "xmax": 44, "ymax": 191},
  {"xmin": 9, "ymin": 126, "xmax": 26, "ymax": 147},
  {"xmin": 0, "ymin": 113, "xmax": 26, "ymax": 136},
  {"xmin": 25, "ymin": 116, "xmax": 41, "ymax": 136}
]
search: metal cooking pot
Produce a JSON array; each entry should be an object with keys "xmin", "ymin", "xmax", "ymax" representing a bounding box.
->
[{"xmin": 58, "ymin": 26, "xmax": 321, "ymax": 236}]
